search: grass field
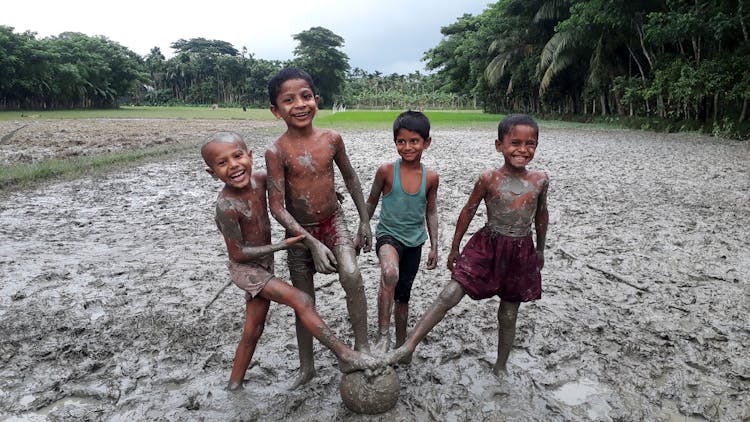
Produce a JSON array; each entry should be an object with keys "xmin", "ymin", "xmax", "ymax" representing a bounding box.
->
[
  {"xmin": 0, "ymin": 106, "xmax": 614, "ymax": 130},
  {"xmin": 0, "ymin": 107, "xmax": 615, "ymax": 191}
]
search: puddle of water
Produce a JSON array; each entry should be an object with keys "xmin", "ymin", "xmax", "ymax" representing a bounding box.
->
[
  {"xmin": 9, "ymin": 396, "xmax": 100, "ymax": 421},
  {"xmin": 553, "ymin": 378, "xmax": 612, "ymax": 421},
  {"xmin": 18, "ymin": 394, "xmax": 35, "ymax": 406},
  {"xmin": 553, "ymin": 379, "xmax": 604, "ymax": 406}
]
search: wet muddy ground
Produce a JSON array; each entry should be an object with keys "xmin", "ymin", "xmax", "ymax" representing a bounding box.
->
[{"xmin": 0, "ymin": 119, "xmax": 748, "ymax": 421}]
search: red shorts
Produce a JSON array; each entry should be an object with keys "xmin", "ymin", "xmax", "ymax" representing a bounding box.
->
[
  {"xmin": 287, "ymin": 207, "xmax": 354, "ymax": 274},
  {"xmin": 451, "ymin": 226, "xmax": 542, "ymax": 302}
]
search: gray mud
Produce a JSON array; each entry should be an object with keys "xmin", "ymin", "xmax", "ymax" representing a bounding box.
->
[{"xmin": 0, "ymin": 121, "xmax": 748, "ymax": 421}]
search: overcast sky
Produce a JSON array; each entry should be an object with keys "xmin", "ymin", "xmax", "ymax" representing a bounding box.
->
[{"xmin": 3, "ymin": 0, "xmax": 490, "ymax": 74}]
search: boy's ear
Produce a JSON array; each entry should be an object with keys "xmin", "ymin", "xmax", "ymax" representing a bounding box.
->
[
  {"xmin": 270, "ymin": 105, "xmax": 281, "ymax": 119},
  {"xmin": 205, "ymin": 167, "xmax": 218, "ymax": 179},
  {"xmin": 424, "ymin": 136, "xmax": 432, "ymax": 148},
  {"xmin": 495, "ymin": 138, "xmax": 502, "ymax": 152}
]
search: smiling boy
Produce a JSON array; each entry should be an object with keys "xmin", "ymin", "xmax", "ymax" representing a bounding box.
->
[
  {"xmin": 201, "ymin": 131, "xmax": 377, "ymax": 390},
  {"xmin": 365, "ymin": 111, "xmax": 439, "ymax": 355},
  {"xmin": 264, "ymin": 68, "xmax": 372, "ymax": 388},
  {"xmin": 386, "ymin": 114, "xmax": 549, "ymax": 375}
]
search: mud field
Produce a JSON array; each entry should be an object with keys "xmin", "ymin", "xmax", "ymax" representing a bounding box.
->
[{"xmin": 0, "ymin": 119, "xmax": 748, "ymax": 421}]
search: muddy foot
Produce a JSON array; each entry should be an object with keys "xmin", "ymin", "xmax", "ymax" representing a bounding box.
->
[
  {"xmin": 338, "ymin": 351, "xmax": 383, "ymax": 373},
  {"xmin": 492, "ymin": 362, "xmax": 508, "ymax": 377},
  {"xmin": 227, "ymin": 380, "xmax": 244, "ymax": 391},
  {"xmin": 373, "ymin": 336, "xmax": 391, "ymax": 355},
  {"xmin": 385, "ymin": 346, "xmax": 413, "ymax": 366},
  {"xmin": 288, "ymin": 367, "xmax": 315, "ymax": 390}
]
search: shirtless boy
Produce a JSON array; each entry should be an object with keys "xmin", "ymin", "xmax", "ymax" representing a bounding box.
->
[
  {"xmin": 365, "ymin": 111, "xmax": 439, "ymax": 354},
  {"xmin": 264, "ymin": 68, "xmax": 372, "ymax": 388},
  {"xmin": 387, "ymin": 114, "xmax": 549, "ymax": 375},
  {"xmin": 201, "ymin": 131, "xmax": 376, "ymax": 391}
]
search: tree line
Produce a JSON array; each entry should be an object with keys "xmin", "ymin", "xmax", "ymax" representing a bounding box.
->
[
  {"xmin": 1, "ymin": 0, "xmax": 748, "ymax": 138},
  {"xmin": 428, "ymin": 0, "xmax": 749, "ymax": 137}
]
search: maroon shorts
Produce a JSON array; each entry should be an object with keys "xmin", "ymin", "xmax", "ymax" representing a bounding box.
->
[
  {"xmin": 287, "ymin": 207, "xmax": 354, "ymax": 274},
  {"xmin": 451, "ymin": 226, "xmax": 541, "ymax": 302}
]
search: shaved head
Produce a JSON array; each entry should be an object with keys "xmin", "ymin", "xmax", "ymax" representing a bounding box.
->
[{"xmin": 201, "ymin": 131, "xmax": 248, "ymax": 164}]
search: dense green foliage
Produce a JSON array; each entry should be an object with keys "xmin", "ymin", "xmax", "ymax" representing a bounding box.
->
[
  {"xmin": 2, "ymin": 1, "xmax": 749, "ymax": 138},
  {"xmin": 0, "ymin": 27, "xmax": 145, "ymax": 109},
  {"xmin": 291, "ymin": 27, "xmax": 350, "ymax": 107},
  {"xmin": 422, "ymin": 0, "xmax": 750, "ymax": 138}
]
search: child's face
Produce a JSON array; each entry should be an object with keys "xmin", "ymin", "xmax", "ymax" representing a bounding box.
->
[
  {"xmin": 394, "ymin": 128, "xmax": 431, "ymax": 163},
  {"xmin": 495, "ymin": 124, "xmax": 538, "ymax": 170},
  {"xmin": 270, "ymin": 78, "xmax": 319, "ymax": 129},
  {"xmin": 204, "ymin": 141, "xmax": 253, "ymax": 189}
]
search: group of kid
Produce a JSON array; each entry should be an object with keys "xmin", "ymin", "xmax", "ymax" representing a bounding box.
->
[{"xmin": 200, "ymin": 68, "xmax": 549, "ymax": 391}]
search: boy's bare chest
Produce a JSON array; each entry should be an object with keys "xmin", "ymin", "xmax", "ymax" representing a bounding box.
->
[
  {"xmin": 487, "ymin": 177, "xmax": 539, "ymax": 208},
  {"xmin": 282, "ymin": 145, "xmax": 335, "ymax": 176}
]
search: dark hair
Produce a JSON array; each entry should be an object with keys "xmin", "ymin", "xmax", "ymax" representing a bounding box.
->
[
  {"xmin": 268, "ymin": 68, "xmax": 317, "ymax": 107},
  {"xmin": 498, "ymin": 114, "xmax": 539, "ymax": 140},
  {"xmin": 393, "ymin": 110, "xmax": 430, "ymax": 140}
]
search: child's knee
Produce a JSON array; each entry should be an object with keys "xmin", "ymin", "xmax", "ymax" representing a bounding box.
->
[
  {"xmin": 292, "ymin": 290, "xmax": 314, "ymax": 310},
  {"xmin": 339, "ymin": 266, "xmax": 363, "ymax": 287},
  {"xmin": 381, "ymin": 266, "xmax": 399, "ymax": 287}
]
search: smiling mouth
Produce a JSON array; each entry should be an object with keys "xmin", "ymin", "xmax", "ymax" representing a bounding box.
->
[{"xmin": 229, "ymin": 170, "xmax": 246, "ymax": 180}]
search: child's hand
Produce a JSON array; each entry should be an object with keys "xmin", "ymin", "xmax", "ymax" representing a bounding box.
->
[
  {"xmin": 355, "ymin": 221, "xmax": 372, "ymax": 254},
  {"xmin": 284, "ymin": 234, "xmax": 307, "ymax": 250},
  {"xmin": 426, "ymin": 247, "xmax": 438, "ymax": 269},
  {"xmin": 447, "ymin": 249, "xmax": 460, "ymax": 270},
  {"xmin": 536, "ymin": 250, "xmax": 545, "ymax": 270},
  {"xmin": 310, "ymin": 240, "xmax": 337, "ymax": 274}
]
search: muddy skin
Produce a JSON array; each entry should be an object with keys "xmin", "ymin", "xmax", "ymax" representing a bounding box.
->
[
  {"xmin": 387, "ymin": 280, "xmax": 467, "ymax": 365},
  {"xmin": 375, "ymin": 245, "xmax": 400, "ymax": 353},
  {"xmin": 493, "ymin": 300, "xmax": 521, "ymax": 375},
  {"xmin": 1, "ymin": 123, "xmax": 747, "ymax": 420}
]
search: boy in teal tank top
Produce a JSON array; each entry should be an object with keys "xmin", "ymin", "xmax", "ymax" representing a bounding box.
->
[{"xmin": 365, "ymin": 111, "xmax": 440, "ymax": 356}]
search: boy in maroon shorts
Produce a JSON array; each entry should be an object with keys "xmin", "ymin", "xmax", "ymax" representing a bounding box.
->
[{"xmin": 386, "ymin": 114, "xmax": 549, "ymax": 375}]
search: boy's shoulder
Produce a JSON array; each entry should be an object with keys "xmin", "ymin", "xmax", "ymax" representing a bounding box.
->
[
  {"xmin": 377, "ymin": 161, "xmax": 397, "ymax": 172},
  {"xmin": 526, "ymin": 169, "xmax": 549, "ymax": 185}
]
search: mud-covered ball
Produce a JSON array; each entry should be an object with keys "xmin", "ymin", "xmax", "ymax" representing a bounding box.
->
[{"xmin": 339, "ymin": 367, "xmax": 400, "ymax": 414}]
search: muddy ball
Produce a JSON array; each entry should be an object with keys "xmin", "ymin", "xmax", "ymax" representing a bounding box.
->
[{"xmin": 339, "ymin": 367, "xmax": 400, "ymax": 414}]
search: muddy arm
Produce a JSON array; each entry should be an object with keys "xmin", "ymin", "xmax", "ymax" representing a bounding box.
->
[
  {"xmin": 534, "ymin": 179, "xmax": 549, "ymax": 270},
  {"xmin": 425, "ymin": 171, "xmax": 440, "ymax": 269},
  {"xmin": 334, "ymin": 135, "xmax": 372, "ymax": 252},
  {"xmin": 447, "ymin": 175, "xmax": 486, "ymax": 270}
]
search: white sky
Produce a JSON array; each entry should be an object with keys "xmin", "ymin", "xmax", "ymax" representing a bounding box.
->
[{"xmin": 3, "ymin": 0, "xmax": 490, "ymax": 74}]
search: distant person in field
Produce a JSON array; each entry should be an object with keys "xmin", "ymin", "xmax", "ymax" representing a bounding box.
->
[
  {"xmin": 201, "ymin": 131, "xmax": 378, "ymax": 391},
  {"xmin": 386, "ymin": 114, "xmax": 549, "ymax": 375},
  {"xmin": 264, "ymin": 68, "xmax": 373, "ymax": 388},
  {"xmin": 365, "ymin": 111, "xmax": 439, "ymax": 357}
]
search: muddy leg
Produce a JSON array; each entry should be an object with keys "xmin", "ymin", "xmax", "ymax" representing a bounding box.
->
[
  {"xmin": 288, "ymin": 260, "xmax": 317, "ymax": 389},
  {"xmin": 375, "ymin": 245, "xmax": 399, "ymax": 353},
  {"xmin": 228, "ymin": 297, "xmax": 270, "ymax": 391},
  {"xmin": 259, "ymin": 278, "xmax": 379, "ymax": 374},
  {"xmin": 334, "ymin": 245, "xmax": 370, "ymax": 352},
  {"xmin": 493, "ymin": 300, "xmax": 520, "ymax": 375},
  {"xmin": 393, "ymin": 301, "xmax": 411, "ymax": 363},
  {"xmin": 387, "ymin": 280, "xmax": 465, "ymax": 365}
]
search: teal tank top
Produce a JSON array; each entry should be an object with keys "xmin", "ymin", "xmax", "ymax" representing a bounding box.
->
[{"xmin": 376, "ymin": 160, "xmax": 428, "ymax": 247}]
